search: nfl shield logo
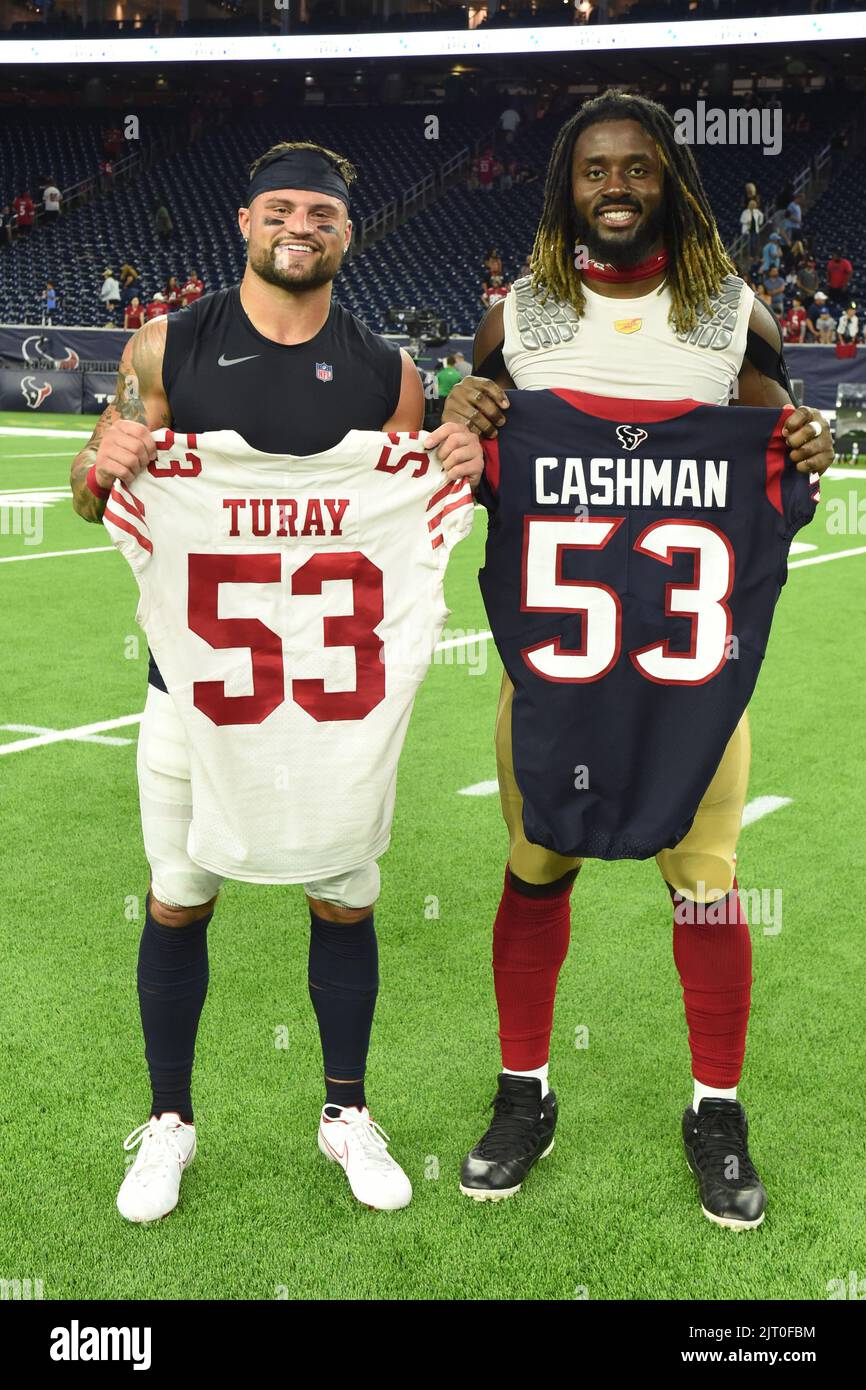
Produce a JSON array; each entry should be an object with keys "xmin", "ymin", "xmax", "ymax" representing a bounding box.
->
[{"xmin": 315, "ymin": 361, "xmax": 333, "ymax": 382}]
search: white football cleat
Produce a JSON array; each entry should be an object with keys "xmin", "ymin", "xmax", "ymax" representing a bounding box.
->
[
  {"xmin": 317, "ymin": 1105, "xmax": 412, "ymax": 1211},
  {"xmin": 117, "ymin": 1112, "xmax": 196, "ymax": 1223}
]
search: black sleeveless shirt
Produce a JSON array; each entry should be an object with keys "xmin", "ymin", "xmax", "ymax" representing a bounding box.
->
[{"xmin": 148, "ymin": 286, "xmax": 404, "ymax": 691}]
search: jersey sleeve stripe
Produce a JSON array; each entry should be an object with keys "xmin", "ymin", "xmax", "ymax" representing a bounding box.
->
[
  {"xmin": 109, "ymin": 484, "xmax": 149, "ymax": 524},
  {"xmin": 427, "ymin": 491, "xmax": 474, "ymax": 533},
  {"xmin": 103, "ymin": 506, "xmax": 154, "ymax": 553},
  {"xmin": 427, "ymin": 477, "xmax": 461, "ymax": 512},
  {"xmin": 116, "ymin": 480, "xmax": 146, "ymax": 519}
]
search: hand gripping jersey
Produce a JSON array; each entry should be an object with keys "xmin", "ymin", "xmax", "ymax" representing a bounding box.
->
[
  {"xmin": 479, "ymin": 390, "xmax": 819, "ymax": 860},
  {"xmin": 104, "ymin": 428, "xmax": 474, "ymax": 883}
]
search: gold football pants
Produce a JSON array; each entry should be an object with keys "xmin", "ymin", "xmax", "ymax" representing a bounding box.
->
[{"xmin": 494, "ymin": 672, "xmax": 750, "ymax": 902}]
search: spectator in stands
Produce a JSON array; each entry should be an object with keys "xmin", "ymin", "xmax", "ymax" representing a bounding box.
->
[
  {"xmin": 453, "ymin": 352, "xmax": 472, "ymax": 379},
  {"xmin": 499, "ymin": 102, "xmax": 521, "ymax": 146},
  {"xmin": 42, "ymin": 178, "xmax": 62, "ymax": 221},
  {"xmin": 165, "ymin": 275, "xmax": 182, "ymax": 311},
  {"xmin": 475, "ymin": 147, "xmax": 495, "ymax": 194},
  {"xmin": 119, "ymin": 266, "xmax": 143, "ymax": 309},
  {"xmin": 744, "ymin": 180, "xmax": 759, "ymax": 210},
  {"xmin": 814, "ymin": 307, "xmax": 837, "ymax": 344},
  {"xmin": 783, "ymin": 194, "xmax": 802, "ymax": 242},
  {"xmin": 518, "ymin": 253, "xmax": 532, "ymax": 279},
  {"xmin": 826, "ymin": 249, "xmax": 854, "ymax": 307},
  {"xmin": 829, "ymin": 129, "xmax": 848, "ymax": 178},
  {"xmin": 762, "ymin": 264, "xmax": 785, "ymax": 315},
  {"xmin": 497, "ymin": 157, "xmax": 514, "ymax": 192},
  {"xmin": 787, "ymin": 237, "xmax": 807, "ymax": 273},
  {"xmin": 1, "ymin": 203, "xmax": 13, "ymax": 246},
  {"xmin": 98, "ymin": 158, "xmax": 114, "ymax": 193},
  {"xmin": 145, "ymin": 290, "xmax": 169, "ymax": 321},
  {"xmin": 837, "ymin": 302, "xmax": 860, "ymax": 345},
  {"xmin": 515, "ymin": 163, "xmax": 538, "ymax": 186},
  {"xmin": 483, "ymin": 274, "xmax": 511, "ymax": 310},
  {"xmin": 436, "ymin": 356, "xmax": 463, "ymax": 401},
  {"xmin": 41, "ymin": 282, "xmax": 58, "ymax": 326},
  {"xmin": 781, "ymin": 295, "xmax": 808, "ymax": 344},
  {"xmin": 796, "ymin": 256, "xmax": 819, "ymax": 305},
  {"xmin": 100, "ymin": 268, "xmax": 120, "ymax": 314},
  {"xmin": 180, "ymin": 270, "xmax": 204, "ymax": 307},
  {"xmin": 102, "ymin": 125, "xmax": 124, "ymax": 160},
  {"xmin": 484, "ymin": 247, "xmax": 504, "ymax": 280},
  {"xmin": 760, "ymin": 232, "xmax": 783, "ymax": 274},
  {"xmin": 740, "ymin": 197, "xmax": 764, "ymax": 259},
  {"xmin": 12, "ymin": 190, "xmax": 35, "ymax": 235},
  {"xmin": 805, "ymin": 291, "xmax": 835, "ymax": 342},
  {"xmin": 154, "ymin": 203, "xmax": 173, "ymax": 240},
  {"xmin": 124, "ymin": 295, "xmax": 144, "ymax": 330}
]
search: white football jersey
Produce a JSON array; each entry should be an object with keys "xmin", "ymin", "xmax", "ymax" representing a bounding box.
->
[{"xmin": 103, "ymin": 427, "xmax": 474, "ymax": 883}]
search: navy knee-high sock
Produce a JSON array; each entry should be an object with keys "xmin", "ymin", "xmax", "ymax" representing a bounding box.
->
[
  {"xmin": 137, "ymin": 900, "xmax": 212, "ymax": 1124},
  {"xmin": 308, "ymin": 910, "xmax": 378, "ymax": 1112}
]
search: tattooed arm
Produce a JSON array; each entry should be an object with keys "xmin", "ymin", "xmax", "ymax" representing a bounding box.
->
[{"xmin": 70, "ymin": 316, "xmax": 172, "ymax": 522}]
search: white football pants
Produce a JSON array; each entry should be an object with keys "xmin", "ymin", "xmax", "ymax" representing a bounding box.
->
[{"xmin": 136, "ymin": 686, "xmax": 381, "ymax": 911}]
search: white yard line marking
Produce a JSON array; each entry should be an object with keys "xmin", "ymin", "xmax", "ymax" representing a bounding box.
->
[
  {"xmin": 789, "ymin": 545, "xmax": 866, "ymax": 569},
  {"xmin": 0, "ymin": 545, "xmax": 114, "ymax": 563},
  {"xmin": 0, "ymin": 491, "xmax": 70, "ymax": 509},
  {"xmin": 0, "ymin": 451, "xmax": 78, "ymax": 459},
  {"xmin": 0, "ymin": 427, "xmax": 92, "ymax": 439},
  {"xmin": 0, "ymin": 723, "xmax": 133, "ymax": 747},
  {"xmin": 789, "ymin": 541, "xmax": 817, "ymax": 555},
  {"xmin": 0, "ymin": 484, "xmax": 70, "ymax": 493},
  {"xmin": 741, "ymin": 795, "xmax": 793, "ymax": 827},
  {"xmin": 457, "ymin": 779, "xmax": 500, "ymax": 797},
  {"xmin": 824, "ymin": 467, "xmax": 866, "ymax": 481},
  {"xmin": 435, "ymin": 630, "xmax": 493, "ymax": 652},
  {"xmin": 0, "ymin": 712, "xmax": 142, "ymax": 755}
]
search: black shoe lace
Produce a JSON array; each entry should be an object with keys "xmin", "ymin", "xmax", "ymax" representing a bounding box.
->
[
  {"xmin": 692, "ymin": 1108, "xmax": 759, "ymax": 1187},
  {"xmin": 475, "ymin": 1091, "xmax": 539, "ymax": 1161}
]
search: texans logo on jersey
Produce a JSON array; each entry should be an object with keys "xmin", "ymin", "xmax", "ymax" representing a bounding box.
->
[{"xmin": 615, "ymin": 424, "xmax": 648, "ymax": 450}]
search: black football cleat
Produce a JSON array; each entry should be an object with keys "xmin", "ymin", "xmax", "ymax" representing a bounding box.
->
[
  {"xmin": 460, "ymin": 1073, "xmax": 557, "ymax": 1201},
  {"xmin": 683, "ymin": 1098, "xmax": 768, "ymax": 1231}
]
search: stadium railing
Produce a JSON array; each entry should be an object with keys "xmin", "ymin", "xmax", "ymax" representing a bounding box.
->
[{"xmin": 352, "ymin": 128, "xmax": 496, "ymax": 256}]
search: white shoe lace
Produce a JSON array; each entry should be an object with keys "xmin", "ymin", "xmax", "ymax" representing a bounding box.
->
[
  {"xmin": 343, "ymin": 1114, "xmax": 397, "ymax": 1172},
  {"xmin": 123, "ymin": 1119, "xmax": 188, "ymax": 1186}
]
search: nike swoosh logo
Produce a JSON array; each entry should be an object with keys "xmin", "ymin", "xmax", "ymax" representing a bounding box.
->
[{"xmin": 218, "ymin": 353, "xmax": 260, "ymax": 366}]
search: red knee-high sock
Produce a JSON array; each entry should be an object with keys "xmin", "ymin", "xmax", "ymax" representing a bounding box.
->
[
  {"xmin": 672, "ymin": 879, "xmax": 752, "ymax": 1089},
  {"xmin": 492, "ymin": 866, "xmax": 572, "ymax": 1071}
]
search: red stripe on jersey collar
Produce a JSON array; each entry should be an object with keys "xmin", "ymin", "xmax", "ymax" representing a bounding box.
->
[
  {"xmin": 582, "ymin": 249, "xmax": 669, "ymax": 283},
  {"xmin": 549, "ymin": 389, "xmax": 705, "ymax": 422}
]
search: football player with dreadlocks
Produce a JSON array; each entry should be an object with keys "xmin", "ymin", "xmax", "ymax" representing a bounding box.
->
[{"xmin": 444, "ymin": 91, "xmax": 833, "ymax": 1229}]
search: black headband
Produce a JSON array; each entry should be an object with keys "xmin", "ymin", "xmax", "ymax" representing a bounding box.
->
[{"xmin": 246, "ymin": 151, "xmax": 350, "ymax": 212}]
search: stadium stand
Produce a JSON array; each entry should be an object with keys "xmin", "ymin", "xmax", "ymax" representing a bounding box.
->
[{"xmin": 2, "ymin": 91, "xmax": 854, "ymax": 336}]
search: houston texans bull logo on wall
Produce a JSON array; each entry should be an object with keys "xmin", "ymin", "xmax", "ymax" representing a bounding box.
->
[
  {"xmin": 20, "ymin": 376, "xmax": 53, "ymax": 409},
  {"xmin": 615, "ymin": 425, "xmax": 649, "ymax": 451}
]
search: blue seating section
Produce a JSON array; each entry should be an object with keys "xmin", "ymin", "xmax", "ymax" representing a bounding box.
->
[{"xmin": 0, "ymin": 96, "xmax": 858, "ymax": 337}]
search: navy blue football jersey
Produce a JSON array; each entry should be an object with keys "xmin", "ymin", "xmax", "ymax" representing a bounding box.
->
[{"xmin": 478, "ymin": 389, "xmax": 819, "ymax": 860}]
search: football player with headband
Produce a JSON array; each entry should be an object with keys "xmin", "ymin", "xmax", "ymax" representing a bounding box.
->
[
  {"xmin": 444, "ymin": 91, "xmax": 832, "ymax": 1228},
  {"xmin": 70, "ymin": 141, "xmax": 484, "ymax": 1220}
]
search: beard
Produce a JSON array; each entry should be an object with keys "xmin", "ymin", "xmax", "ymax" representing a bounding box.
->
[
  {"xmin": 248, "ymin": 238, "xmax": 344, "ymax": 292},
  {"xmin": 574, "ymin": 202, "xmax": 666, "ymax": 270}
]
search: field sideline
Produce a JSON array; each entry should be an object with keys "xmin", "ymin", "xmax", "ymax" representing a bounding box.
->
[{"xmin": 1, "ymin": 411, "xmax": 863, "ymax": 1301}]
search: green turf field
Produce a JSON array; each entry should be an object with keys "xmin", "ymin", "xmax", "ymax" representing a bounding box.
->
[{"xmin": 1, "ymin": 410, "xmax": 863, "ymax": 1301}]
